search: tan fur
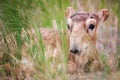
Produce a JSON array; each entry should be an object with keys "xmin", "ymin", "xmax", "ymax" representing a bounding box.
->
[
  {"xmin": 40, "ymin": 28, "xmax": 61, "ymax": 58},
  {"xmin": 40, "ymin": 28, "xmax": 60, "ymax": 47},
  {"xmin": 65, "ymin": 7, "xmax": 109, "ymax": 73},
  {"xmin": 35, "ymin": 7, "xmax": 109, "ymax": 74}
]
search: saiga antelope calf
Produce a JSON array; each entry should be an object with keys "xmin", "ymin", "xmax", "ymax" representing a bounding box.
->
[
  {"xmin": 39, "ymin": 7, "xmax": 109, "ymax": 74},
  {"xmin": 65, "ymin": 7, "xmax": 109, "ymax": 74}
]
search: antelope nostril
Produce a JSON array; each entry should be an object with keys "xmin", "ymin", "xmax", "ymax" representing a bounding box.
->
[
  {"xmin": 89, "ymin": 24, "xmax": 95, "ymax": 30},
  {"xmin": 70, "ymin": 49, "xmax": 79, "ymax": 54}
]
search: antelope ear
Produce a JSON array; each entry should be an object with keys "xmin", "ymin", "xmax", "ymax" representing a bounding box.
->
[
  {"xmin": 65, "ymin": 7, "xmax": 75, "ymax": 19},
  {"xmin": 97, "ymin": 9, "xmax": 109, "ymax": 22}
]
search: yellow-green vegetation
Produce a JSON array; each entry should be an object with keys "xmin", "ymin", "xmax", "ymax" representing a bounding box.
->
[{"xmin": 0, "ymin": 0, "xmax": 119, "ymax": 80}]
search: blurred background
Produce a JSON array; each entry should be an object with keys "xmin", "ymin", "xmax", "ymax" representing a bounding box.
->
[{"xmin": 0, "ymin": 0, "xmax": 119, "ymax": 80}]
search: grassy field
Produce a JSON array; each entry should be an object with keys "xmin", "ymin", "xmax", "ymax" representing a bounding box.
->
[{"xmin": 0, "ymin": 0, "xmax": 120, "ymax": 80}]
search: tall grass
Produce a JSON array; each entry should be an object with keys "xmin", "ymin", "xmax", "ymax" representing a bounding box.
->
[
  {"xmin": 0, "ymin": 0, "xmax": 119, "ymax": 80},
  {"xmin": 0, "ymin": 0, "xmax": 70, "ymax": 79}
]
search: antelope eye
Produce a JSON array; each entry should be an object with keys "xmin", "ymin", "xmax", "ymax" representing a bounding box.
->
[
  {"xmin": 67, "ymin": 24, "xmax": 70, "ymax": 29},
  {"xmin": 89, "ymin": 24, "xmax": 95, "ymax": 30}
]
